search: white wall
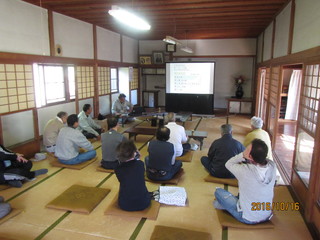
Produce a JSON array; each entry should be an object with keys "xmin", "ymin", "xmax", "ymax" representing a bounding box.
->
[
  {"xmin": 99, "ymin": 95, "xmax": 111, "ymax": 115},
  {"xmin": 37, "ymin": 102, "xmax": 76, "ymax": 135},
  {"xmin": 122, "ymin": 36, "xmax": 139, "ymax": 63},
  {"xmin": 263, "ymin": 22, "xmax": 273, "ymax": 61},
  {"xmin": 139, "ymin": 39, "xmax": 256, "ymax": 56},
  {"xmin": 2, "ymin": 110, "xmax": 34, "ymax": 147},
  {"xmin": 274, "ymin": 2, "xmax": 291, "ymax": 58},
  {"xmin": 292, "ymin": 0, "xmax": 320, "ymax": 53},
  {"xmin": 214, "ymin": 58, "xmax": 254, "ymax": 108},
  {"xmin": 97, "ymin": 27, "xmax": 121, "ymax": 62},
  {"xmin": 53, "ymin": 12, "xmax": 94, "ymax": 59},
  {"xmin": 0, "ymin": 0, "xmax": 50, "ymax": 55}
]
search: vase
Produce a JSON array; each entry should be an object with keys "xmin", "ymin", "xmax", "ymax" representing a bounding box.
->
[{"xmin": 235, "ymin": 85, "xmax": 244, "ymax": 99}]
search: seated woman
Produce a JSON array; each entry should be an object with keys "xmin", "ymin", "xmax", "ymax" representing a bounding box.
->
[
  {"xmin": 145, "ymin": 127, "xmax": 182, "ymax": 181},
  {"xmin": 0, "ymin": 144, "xmax": 48, "ymax": 188},
  {"xmin": 101, "ymin": 118, "xmax": 126, "ymax": 169},
  {"xmin": 114, "ymin": 140, "xmax": 151, "ymax": 211},
  {"xmin": 55, "ymin": 114, "xmax": 96, "ymax": 165}
]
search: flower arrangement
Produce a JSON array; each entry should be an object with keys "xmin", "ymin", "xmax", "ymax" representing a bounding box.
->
[
  {"xmin": 234, "ymin": 76, "xmax": 245, "ymax": 98},
  {"xmin": 234, "ymin": 76, "xmax": 245, "ymax": 87}
]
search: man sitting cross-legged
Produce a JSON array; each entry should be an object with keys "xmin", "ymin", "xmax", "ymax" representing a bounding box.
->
[
  {"xmin": 78, "ymin": 104, "xmax": 104, "ymax": 139},
  {"xmin": 213, "ymin": 139, "xmax": 276, "ymax": 224},
  {"xmin": 145, "ymin": 127, "xmax": 182, "ymax": 181},
  {"xmin": 165, "ymin": 112, "xmax": 191, "ymax": 157},
  {"xmin": 201, "ymin": 124, "xmax": 244, "ymax": 178},
  {"xmin": 43, "ymin": 111, "xmax": 68, "ymax": 153},
  {"xmin": 100, "ymin": 117, "xmax": 127, "ymax": 169},
  {"xmin": 55, "ymin": 114, "xmax": 96, "ymax": 165}
]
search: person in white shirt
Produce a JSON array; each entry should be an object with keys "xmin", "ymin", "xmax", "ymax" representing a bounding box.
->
[
  {"xmin": 213, "ymin": 139, "xmax": 276, "ymax": 224},
  {"xmin": 112, "ymin": 93, "xmax": 134, "ymax": 124},
  {"xmin": 43, "ymin": 111, "xmax": 68, "ymax": 153},
  {"xmin": 55, "ymin": 114, "xmax": 96, "ymax": 165},
  {"xmin": 165, "ymin": 112, "xmax": 191, "ymax": 157},
  {"xmin": 78, "ymin": 104, "xmax": 104, "ymax": 139}
]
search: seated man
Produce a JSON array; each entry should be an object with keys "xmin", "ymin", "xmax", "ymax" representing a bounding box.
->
[
  {"xmin": 0, "ymin": 145, "xmax": 48, "ymax": 188},
  {"xmin": 112, "ymin": 93, "xmax": 134, "ymax": 123},
  {"xmin": 165, "ymin": 112, "xmax": 191, "ymax": 157},
  {"xmin": 43, "ymin": 111, "xmax": 68, "ymax": 153},
  {"xmin": 244, "ymin": 116, "xmax": 273, "ymax": 160},
  {"xmin": 55, "ymin": 114, "xmax": 96, "ymax": 165},
  {"xmin": 214, "ymin": 139, "xmax": 276, "ymax": 224},
  {"xmin": 145, "ymin": 127, "xmax": 182, "ymax": 181},
  {"xmin": 101, "ymin": 117, "xmax": 126, "ymax": 169},
  {"xmin": 78, "ymin": 104, "xmax": 104, "ymax": 139},
  {"xmin": 201, "ymin": 124, "xmax": 244, "ymax": 178}
]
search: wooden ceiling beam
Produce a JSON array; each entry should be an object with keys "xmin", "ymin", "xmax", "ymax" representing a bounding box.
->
[
  {"xmin": 25, "ymin": 0, "xmax": 287, "ymax": 10},
  {"xmin": 59, "ymin": 5, "xmax": 281, "ymax": 17}
]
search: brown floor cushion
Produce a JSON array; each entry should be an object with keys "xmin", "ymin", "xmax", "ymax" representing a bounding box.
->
[
  {"xmin": 50, "ymin": 156, "xmax": 97, "ymax": 170},
  {"xmin": 91, "ymin": 140, "xmax": 102, "ymax": 149},
  {"xmin": 176, "ymin": 151, "xmax": 194, "ymax": 162},
  {"xmin": 0, "ymin": 208, "xmax": 23, "ymax": 225},
  {"xmin": 150, "ymin": 225, "xmax": 212, "ymax": 240},
  {"xmin": 145, "ymin": 168, "xmax": 184, "ymax": 185},
  {"xmin": 46, "ymin": 184, "xmax": 110, "ymax": 214},
  {"xmin": 96, "ymin": 166, "xmax": 115, "ymax": 173},
  {"xmin": 204, "ymin": 175, "xmax": 238, "ymax": 187},
  {"xmin": 0, "ymin": 185, "xmax": 11, "ymax": 191},
  {"xmin": 216, "ymin": 209, "xmax": 275, "ymax": 229},
  {"xmin": 104, "ymin": 194, "xmax": 160, "ymax": 220}
]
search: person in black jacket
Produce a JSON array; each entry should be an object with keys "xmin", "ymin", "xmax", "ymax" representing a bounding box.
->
[
  {"xmin": 114, "ymin": 140, "xmax": 151, "ymax": 211},
  {"xmin": 201, "ymin": 124, "xmax": 245, "ymax": 178},
  {"xmin": 145, "ymin": 127, "xmax": 182, "ymax": 181},
  {"xmin": 0, "ymin": 144, "xmax": 48, "ymax": 187}
]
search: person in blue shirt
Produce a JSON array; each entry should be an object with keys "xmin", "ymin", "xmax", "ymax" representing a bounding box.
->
[{"xmin": 201, "ymin": 124, "xmax": 245, "ymax": 178}]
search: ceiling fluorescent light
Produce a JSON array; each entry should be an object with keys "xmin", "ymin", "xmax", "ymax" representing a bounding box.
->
[
  {"xmin": 163, "ymin": 36, "xmax": 182, "ymax": 45},
  {"xmin": 180, "ymin": 46, "xmax": 193, "ymax": 53},
  {"xmin": 108, "ymin": 5, "xmax": 151, "ymax": 31}
]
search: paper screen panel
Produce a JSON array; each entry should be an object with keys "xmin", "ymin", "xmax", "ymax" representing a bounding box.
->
[
  {"xmin": 0, "ymin": 64, "xmax": 35, "ymax": 114},
  {"xmin": 76, "ymin": 66, "xmax": 94, "ymax": 99}
]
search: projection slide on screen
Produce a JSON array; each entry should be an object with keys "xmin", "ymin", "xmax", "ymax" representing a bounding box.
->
[{"xmin": 166, "ymin": 62, "xmax": 215, "ymax": 94}]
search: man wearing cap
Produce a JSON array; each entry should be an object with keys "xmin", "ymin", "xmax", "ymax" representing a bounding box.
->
[
  {"xmin": 243, "ymin": 116, "xmax": 273, "ymax": 160},
  {"xmin": 112, "ymin": 93, "xmax": 134, "ymax": 123}
]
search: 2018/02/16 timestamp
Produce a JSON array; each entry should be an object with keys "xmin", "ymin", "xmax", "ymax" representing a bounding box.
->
[{"xmin": 251, "ymin": 202, "xmax": 300, "ymax": 211}]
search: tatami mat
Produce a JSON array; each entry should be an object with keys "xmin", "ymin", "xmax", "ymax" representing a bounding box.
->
[{"xmin": 0, "ymin": 116, "xmax": 313, "ymax": 240}]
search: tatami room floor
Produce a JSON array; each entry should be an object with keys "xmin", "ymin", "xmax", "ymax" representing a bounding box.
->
[{"xmin": 0, "ymin": 115, "xmax": 313, "ymax": 240}]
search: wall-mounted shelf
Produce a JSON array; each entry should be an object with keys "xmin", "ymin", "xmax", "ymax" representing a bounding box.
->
[{"xmin": 141, "ymin": 67, "xmax": 165, "ymax": 75}]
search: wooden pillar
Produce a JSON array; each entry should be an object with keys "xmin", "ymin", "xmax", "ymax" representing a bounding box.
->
[
  {"xmin": 271, "ymin": 20, "xmax": 276, "ymax": 59},
  {"xmin": 288, "ymin": 0, "xmax": 295, "ymax": 55},
  {"xmin": 48, "ymin": 10, "xmax": 55, "ymax": 57},
  {"xmin": 93, "ymin": 25, "xmax": 99, "ymax": 118},
  {"xmin": 0, "ymin": 116, "xmax": 3, "ymax": 145}
]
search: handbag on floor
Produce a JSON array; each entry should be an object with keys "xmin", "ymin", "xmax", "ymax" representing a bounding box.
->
[{"xmin": 154, "ymin": 186, "xmax": 187, "ymax": 206}]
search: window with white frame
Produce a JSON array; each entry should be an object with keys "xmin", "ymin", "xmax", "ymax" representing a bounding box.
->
[
  {"xmin": 33, "ymin": 64, "xmax": 75, "ymax": 107},
  {"xmin": 110, "ymin": 68, "xmax": 118, "ymax": 93}
]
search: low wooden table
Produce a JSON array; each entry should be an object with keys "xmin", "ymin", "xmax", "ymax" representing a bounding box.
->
[
  {"xmin": 124, "ymin": 127, "xmax": 157, "ymax": 140},
  {"xmin": 124, "ymin": 127, "xmax": 207, "ymax": 150},
  {"xmin": 185, "ymin": 130, "xmax": 208, "ymax": 150}
]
